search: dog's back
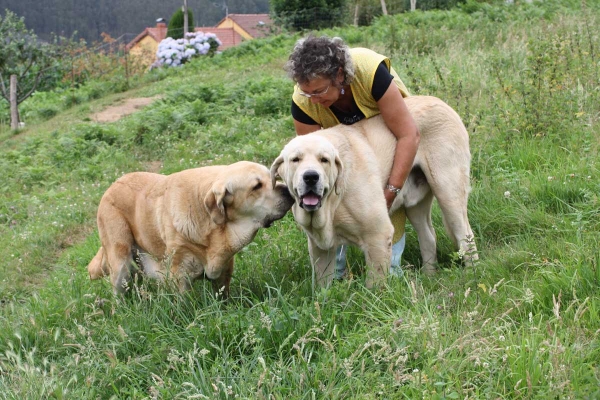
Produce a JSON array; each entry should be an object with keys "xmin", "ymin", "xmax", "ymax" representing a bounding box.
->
[{"xmin": 318, "ymin": 95, "xmax": 477, "ymax": 270}]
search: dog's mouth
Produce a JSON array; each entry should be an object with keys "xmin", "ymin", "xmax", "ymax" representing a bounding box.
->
[{"xmin": 300, "ymin": 191, "xmax": 322, "ymax": 211}]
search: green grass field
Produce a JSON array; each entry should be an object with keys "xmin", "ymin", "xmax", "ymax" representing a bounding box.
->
[{"xmin": 0, "ymin": 1, "xmax": 598, "ymax": 398}]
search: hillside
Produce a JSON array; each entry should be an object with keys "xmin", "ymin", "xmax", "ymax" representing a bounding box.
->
[{"xmin": 0, "ymin": 1, "xmax": 599, "ymax": 397}]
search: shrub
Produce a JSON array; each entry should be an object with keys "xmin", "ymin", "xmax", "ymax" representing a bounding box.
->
[
  {"xmin": 167, "ymin": 8, "xmax": 195, "ymax": 40},
  {"xmin": 155, "ymin": 32, "xmax": 221, "ymax": 67}
]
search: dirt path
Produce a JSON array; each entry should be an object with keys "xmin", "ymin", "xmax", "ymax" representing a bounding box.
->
[{"xmin": 91, "ymin": 96, "xmax": 160, "ymax": 123}]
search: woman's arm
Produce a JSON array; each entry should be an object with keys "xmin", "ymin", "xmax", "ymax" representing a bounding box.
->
[
  {"xmin": 377, "ymin": 82, "xmax": 420, "ymax": 208},
  {"xmin": 294, "ymin": 119, "xmax": 322, "ymax": 135}
]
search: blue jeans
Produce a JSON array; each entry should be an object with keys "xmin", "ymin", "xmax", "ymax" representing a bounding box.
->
[{"xmin": 335, "ymin": 233, "xmax": 405, "ymax": 279}]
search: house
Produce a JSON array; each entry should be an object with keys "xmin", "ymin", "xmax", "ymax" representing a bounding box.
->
[
  {"xmin": 214, "ymin": 14, "xmax": 272, "ymax": 41},
  {"xmin": 193, "ymin": 27, "xmax": 244, "ymax": 50},
  {"xmin": 195, "ymin": 13, "xmax": 272, "ymax": 50},
  {"xmin": 125, "ymin": 18, "xmax": 168, "ymax": 63},
  {"xmin": 126, "ymin": 13, "xmax": 272, "ymax": 62}
]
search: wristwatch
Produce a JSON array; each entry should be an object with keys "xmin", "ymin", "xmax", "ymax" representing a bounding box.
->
[{"xmin": 386, "ymin": 183, "xmax": 402, "ymax": 194}]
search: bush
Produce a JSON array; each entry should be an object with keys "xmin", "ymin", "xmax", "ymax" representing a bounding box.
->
[
  {"xmin": 155, "ymin": 32, "xmax": 221, "ymax": 67},
  {"xmin": 167, "ymin": 8, "xmax": 195, "ymax": 40}
]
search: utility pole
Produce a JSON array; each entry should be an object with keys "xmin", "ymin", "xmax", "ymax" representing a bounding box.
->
[{"xmin": 183, "ymin": 0, "xmax": 189, "ymax": 36}]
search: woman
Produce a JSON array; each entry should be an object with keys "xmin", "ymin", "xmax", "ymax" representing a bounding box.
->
[{"xmin": 284, "ymin": 35, "xmax": 420, "ymax": 278}]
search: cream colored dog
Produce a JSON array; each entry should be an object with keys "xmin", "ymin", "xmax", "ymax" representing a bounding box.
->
[
  {"xmin": 271, "ymin": 96, "xmax": 478, "ymax": 287},
  {"xmin": 87, "ymin": 161, "xmax": 294, "ymax": 296}
]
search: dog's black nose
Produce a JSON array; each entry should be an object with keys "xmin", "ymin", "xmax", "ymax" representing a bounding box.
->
[{"xmin": 303, "ymin": 170, "xmax": 320, "ymax": 185}]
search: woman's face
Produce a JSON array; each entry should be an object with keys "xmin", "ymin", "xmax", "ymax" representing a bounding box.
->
[{"xmin": 297, "ymin": 76, "xmax": 340, "ymax": 107}]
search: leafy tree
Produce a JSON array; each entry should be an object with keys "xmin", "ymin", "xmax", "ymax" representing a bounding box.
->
[
  {"xmin": 270, "ymin": 0, "xmax": 348, "ymax": 31},
  {"xmin": 167, "ymin": 8, "xmax": 195, "ymax": 39},
  {"xmin": 0, "ymin": 10, "xmax": 60, "ymax": 126}
]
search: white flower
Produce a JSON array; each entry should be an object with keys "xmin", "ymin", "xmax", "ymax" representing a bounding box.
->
[
  {"xmin": 504, "ymin": 191, "xmax": 511, "ymax": 198},
  {"xmin": 156, "ymin": 32, "xmax": 219, "ymax": 67}
]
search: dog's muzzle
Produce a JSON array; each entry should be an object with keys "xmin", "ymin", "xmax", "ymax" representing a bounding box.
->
[
  {"xmin": 299, "ymin": 170, "xmax": 323, "ymax": 212},
  {"xmin": 263, "ymin": 184, "xmax": 295, "ymax": 228}
]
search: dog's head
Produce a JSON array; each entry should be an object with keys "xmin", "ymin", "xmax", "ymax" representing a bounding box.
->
[
  {"xmin": 204, "ymin": 162, "xmax": 294, "ymax": 234},
  {"xmin": 270, "ymin": 135, "xmax": 343, "ymax": 212}
]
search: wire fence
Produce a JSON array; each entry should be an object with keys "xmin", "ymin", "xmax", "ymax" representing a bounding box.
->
[{"xmin": 3, "ymin": 24, "xmax": 228, "ymax": 102}]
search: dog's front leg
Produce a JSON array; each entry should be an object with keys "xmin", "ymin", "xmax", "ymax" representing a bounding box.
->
[
  {"xmin": 169, "ymin": 249, "xmax": 200, "ymax": 293},
  {"xmin": 211, "ymin": 258, "xmax": 233, "ymax": 300},
  {"xmin": 362, "ymin": 231, "xmax": 393, "ymax": 289},
  {"xmin": 308, "ymin": 239, "xmax": 337, "ymax": 287}
]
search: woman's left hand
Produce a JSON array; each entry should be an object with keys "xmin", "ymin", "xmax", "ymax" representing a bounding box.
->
[{"xmin": 384, "ymin": 188, "xmax": 396, "ymax": 210}]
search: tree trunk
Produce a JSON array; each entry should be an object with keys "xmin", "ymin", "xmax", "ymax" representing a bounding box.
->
[
  {"xmin": 380, "ymin": 0, "xmax": 388, "ymax": 15},
  {"xmin": 10, "ymin": 75, "xmax": 19, "ymax": 130},
  {"xmin": 354, "ymin": 2, "xmax": 360, "ymax": 26},
  {"xmin": 410, "ymin": 0, "xmax": 417, "ymax": 11}
]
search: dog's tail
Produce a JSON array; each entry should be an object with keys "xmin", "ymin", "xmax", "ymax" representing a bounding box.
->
[{"xmin": 87, "ymin": 247, "xmax": 109, "ymax": 280}]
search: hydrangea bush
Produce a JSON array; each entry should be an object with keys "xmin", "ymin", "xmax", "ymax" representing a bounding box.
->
[{"xmin": 156, "ymin": 32, "xmax": 222, "ymax": 67}]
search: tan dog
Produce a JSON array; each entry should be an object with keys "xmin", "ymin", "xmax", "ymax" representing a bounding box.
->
[
  {"xmin": 271, "ymin": 96, "xmax": 478, "ymax": 287},
  {"xmin": 87, "ymin": 161, "xmax": 294, "ymax": 296}
]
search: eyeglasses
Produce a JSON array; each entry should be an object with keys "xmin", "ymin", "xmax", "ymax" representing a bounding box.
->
[{"xmin": 297, "ymin": 83, "xmax": 331, "ymax": 98}]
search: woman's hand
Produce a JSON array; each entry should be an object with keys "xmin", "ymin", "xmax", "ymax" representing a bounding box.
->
[{"xmin": 384, "ymin": 188, "xmax": 396, "ymax": 210}]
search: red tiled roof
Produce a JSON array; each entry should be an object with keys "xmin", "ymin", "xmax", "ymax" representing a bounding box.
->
[
  {"xmin": 127, "ymin": 14, "xmax": 270, "ymax": 53},
  {"xmin": 126, "ymin": 23, "xmax": 167, "ymax": 50},
  {"xmin": 194, "ymin": 27, "xmax": 244, "ymax": 50},
  {"xmin": 219, "ymin": 14, "xmax": 272, "ymax": 38}
]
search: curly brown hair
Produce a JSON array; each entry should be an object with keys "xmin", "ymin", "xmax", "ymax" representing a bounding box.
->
[{"xmin": 284, "ymin": 35, "xmax": 355, "ymax": 86}]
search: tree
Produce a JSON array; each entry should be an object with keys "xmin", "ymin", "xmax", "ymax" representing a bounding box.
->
[
  {"xmin": 0, "ymin": 10, "xmax": 59, "ymax": 127},
  {"xmin": 270, "ymin": 0, "xmax": 347, "ymax": 31},
  {"xmin": 167, "ymin": 8, "xmax": 195, "ymax": 40}
]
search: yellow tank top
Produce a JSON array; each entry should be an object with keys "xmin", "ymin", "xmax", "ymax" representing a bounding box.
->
[{"xmin": 292, "ymin": 48, "xmax": 410, "ymax": 129}]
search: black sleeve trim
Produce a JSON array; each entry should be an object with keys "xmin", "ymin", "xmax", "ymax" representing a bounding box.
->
[
  {"xmin": 371, "ymin": 61, "xmax": 394, "ymax": 101},
  {"xmin": 291, "ymin": 101, "xmax": 319, "ymax": 125}
]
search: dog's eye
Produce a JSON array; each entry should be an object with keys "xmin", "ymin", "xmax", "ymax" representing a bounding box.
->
[
  {"xmin": 253, "ymin": 182, "xmax": 263, "ymax": 191},
  {"xmin": 291, "ymin": 157, "xmax": 300, "ymax": 163},
  {"xmin": 320, "ymin": 157, "xmax": 329, "ymax": 163}
]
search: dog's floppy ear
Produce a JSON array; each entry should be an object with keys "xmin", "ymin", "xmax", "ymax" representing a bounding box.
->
[
  {"xmin": 334, "ymin": 152, "xmax": 344, "ymax": 195},
  {"xmin": 270, "ymin": 154, "xmax": 284, "ymax": 189},
  {"xmin": 204, "ymin": 182, "xmax": 232, "ymax": 225}
]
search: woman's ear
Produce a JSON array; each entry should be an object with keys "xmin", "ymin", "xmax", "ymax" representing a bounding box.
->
[{"xmin": 337, "ymin": 67, "xmax": 345, "ymax": 83}]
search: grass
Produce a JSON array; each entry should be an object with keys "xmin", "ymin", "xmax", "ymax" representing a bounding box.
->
[{"xmin": 0, "ymin": 1, "xmax": 599, "ymax": 398}]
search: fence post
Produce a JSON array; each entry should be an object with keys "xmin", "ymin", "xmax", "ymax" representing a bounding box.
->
[
  {"xmin": 125, "ymin": 51, "xmax": 129, "ymax": 86},
  {"xmin": 10, "ymin": 74, "xmax": 19, "ymax": 130}
]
